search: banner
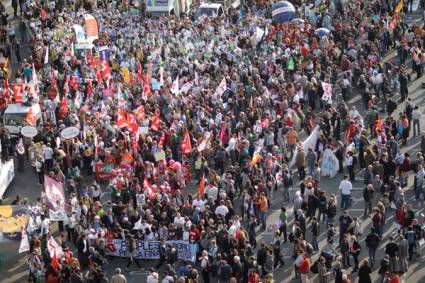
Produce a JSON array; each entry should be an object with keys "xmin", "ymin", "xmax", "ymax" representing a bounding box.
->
[
  {"xmin": 136, "ymin": 193, "xmax": 146, "ymax": 207},
  {"xmin": 320, "ymin": 148, "xmax": 340, "ymax": 178},
  {"xmin": 105, "ymin": 239, "xmax": 196, "ymax": 262},
  {"xmin": 72, "ymin": 24, "xmax": 86, "ymax": 43},
  {"xmin": 321, "ymin": 82, "xmax": 332, "ymax": 104},
  {"xmin": 44, "ymin": 176, "xmax": 67, "ymax": 221},
  {"xmin": 84, "ymin": 14, "xmax": 99, "ymax": 42},
  {"xmin": 19, "ymin": 230, "xmax": 30, "ymax": 253}
]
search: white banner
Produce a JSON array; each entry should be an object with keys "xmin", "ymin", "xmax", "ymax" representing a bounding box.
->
[
  {"xmin": 105, "ymin": 239, "xmax": 196, "ymax": 262},
  {"xmin": 321, "ymin": 82, "xmax": 332, "ymax": 104},
  {"xmin": 19, "ymin": 231, "xmax": 30, "ymax": 253},
  {"xmin": 320, "ymin": 148, "xmax": 340, "ymax": 178}
]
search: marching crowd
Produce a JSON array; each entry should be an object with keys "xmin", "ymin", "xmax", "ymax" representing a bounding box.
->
[{"xmin": 0, "ymin": 0, "xmax": 424, "ymax": 282}]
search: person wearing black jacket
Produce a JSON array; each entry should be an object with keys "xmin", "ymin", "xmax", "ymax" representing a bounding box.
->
[
  {"xmin": 363, "ymin": 184, "xmax": 375, "ymax": 218},
  {"xmin": 155, "ymin": 239, "xmax": 167, "ymax": 269},
  {"xmin": 365, "ymin": 227, "xmax": 381, "ymax": 268},
  {"xmin": 385, "ymin": 236, "xmax": 399, "ymax": 272},
  {"xmin": 256, "ymin": 242, "xmax": 267, "ymax": 275},
  {"xmin": 378, "ymin": 254, "xmax": 390, "ymax": 283}
]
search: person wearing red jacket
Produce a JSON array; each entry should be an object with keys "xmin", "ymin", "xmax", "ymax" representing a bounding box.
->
[
  {"xmin": 389, "ymin": 272, "xmax": 401, "ymax": 283},
  {"xmin": 298, "ymin": 252, "xmax": 310, "ymax": 283}
]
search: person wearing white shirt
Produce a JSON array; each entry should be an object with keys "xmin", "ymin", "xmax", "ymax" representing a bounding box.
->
[
  {"xmin": 214, "ymin": 200, "xmax": 229, "ymax": 217},
  {"xmin": 349, "ymin": 106, "xmax": 360, "ymax": 120},
  {"xmin": 412, "ymin": 106, "xmax": 422, "ymax": 137},
  {"xmin": 173, "ymin": 213, "xmax": 185, "ymax": 227},
  {"xmin": 339, "ymin": 175, "xmax": 353, "ymax": 209},
  {"xmin": 345, "ymin": 151, "xmax": 355, "ymax": 182}
]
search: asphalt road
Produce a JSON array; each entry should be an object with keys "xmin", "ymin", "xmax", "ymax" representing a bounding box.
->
[{"xmin": 0, "ymin": 7, "xmax": 424, "ymax": 283}]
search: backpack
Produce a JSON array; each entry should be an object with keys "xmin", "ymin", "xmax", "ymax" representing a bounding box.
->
[{"xmin": 310, "ymin": 260, "xmax": 319, "ymax": 273}]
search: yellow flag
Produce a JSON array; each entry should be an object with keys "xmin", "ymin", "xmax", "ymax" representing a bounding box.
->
[{"xmin": 395, "ymin": 0, "xmax": 404, "ymax": 13}]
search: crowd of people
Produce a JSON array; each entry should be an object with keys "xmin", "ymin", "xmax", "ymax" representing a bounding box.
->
[{"xmin": 0, "ymin": 0, "xmax": 424, "ymax": 282}]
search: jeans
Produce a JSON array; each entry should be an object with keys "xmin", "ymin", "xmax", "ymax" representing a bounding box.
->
[
  {"xmin": 364, "ymin": 200, "xmax": 372, "ymax": 217},
  {"xmin": 342, "ymin": 252, "xmax": 350, "ymax": 267},
  {"xmin": 369, "ymin": 248, "xmax": 376, "ymax": 266},
  {"xmin": 259, "ymin": 211, "xmax": 267, "ymax": 230},
  {"xmin": 413, "ymin": 119, "xmax": 420, "ymax": 137},
  {"xmin": 347, "ymin": 165, "xmax": 355, "ymax": 181},
  {"xmin": 341, "ymin": 194, "xmax": 351, "ymax": 209},
  {"xmin": 312, "ymin": 236, "xmax": 319, "ymax": 251}
]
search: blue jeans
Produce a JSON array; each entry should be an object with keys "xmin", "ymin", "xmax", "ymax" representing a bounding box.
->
[
  {"xmin": 312, "ymin": 236, "xmax": 319, "ymax": 251},
  {"xmin": 341, "ymin": 194, "xmax": 350, "ymax": 209},
  {"xmin": 369, "ymin": 248, "xmax": 376, "ymax": 266},
  {"xmin": 342, "ymin": 252, "xmax": 350, "ymax": 267},
  {"xmin": 259, "ymin": 211, "xmax": 267, "ymax": 230}
]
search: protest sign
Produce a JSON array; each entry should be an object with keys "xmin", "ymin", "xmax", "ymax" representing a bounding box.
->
[
  {"xmin": 44, "ymin": 176, "xmax": 67, "ymax": 221},
  {"xmin": 105, "ymin": 239, "xmax": 196, "ymax": 262}
]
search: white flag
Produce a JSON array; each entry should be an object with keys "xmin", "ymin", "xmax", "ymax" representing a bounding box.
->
[
  {"xmin": 215, "ymin": 78, "xmax": 227, "ymax": 97},
  {"xmin": 180, "ymin": 81, "xmax": 194, "ymax": 95},
  {"xmin": 171, "ymin": 76, "xmax": 179, "ymax": 95},
  {"xmin": 321, "ymin": 82, "xmax": 332, "ymax": 104},
  {"xmin": 44, "ymin": 46, "xmax": 49, "ymax": 65},
  {"xmin": 198, "ymin": 131, "xmax": 212, "ymax": 152},
  {"xmin": 48, "ymin": 236, "xmax": 63, "ymax": 258},
  {"xmin": 159, "ymin": 66, "xmax": 164, "ymax": 86},
  {"xmin": 19, "ymin": 231, "xmax": 30, "ymax": 254}
]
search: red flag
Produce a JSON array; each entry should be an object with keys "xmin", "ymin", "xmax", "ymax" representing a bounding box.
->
[
  {"xmin": 134, "ymin": 105, "xmax": 145, "ymax": 120},
  {"xmin": 88, "ymin": 50, "xmax": 94, "ymax": 68},
  {"xmin": 71, "ymin": 75, "xmax": 78, "ymax": 91},
  {"xmin": 51, "ymin": 71, "xmax": 57, "ymax": 90},
  {"xmin": 137, "ymin": 63, "xmax": 143, "ymax": 83},
  {"xmin": 198, "ymin": 175, "xmax": 205, "ymax": 197},
  {"xmin": 58, "ymin": 98, "xmax": 68, "ymax": 120},
  {"xmin": 3, "ymin": 78, "xmax": 11, "ymax": 104},
  {"xmin": 158, "ymin": 132, "xmax": 165, "ymax": 149},
  {"xmin": 127, "ymin": 113, "xmax": 138, "ymax": 134},
  {"xmin": 150, "ymin": 112, "xmax": 160, "ymax": 131},
  {"xmin": 11, "ymin": 83, "xmax": 24, "ymax": 103},
  {"xmin": 142, "ymin": 74, "xmax": 151, "ymax": 98},
  {"xmin": 182, "ymin": 132, "xmax": 192, "ymax": 155},
  {"xmin": 26, "ymin": 108, "xmax": 36, "ymax": 126},
  {"xmin": 143, "ymin": 178, "xmax": 155, "ymax": 199},
  {"xmin": 261, "ymin": 117, "xmax": 272, "ymax": 129},
  {"xmin": 87, "ymin": 81, "xmax": 93, "ymax": 97},
  {"xmin": 60, "ymin": 98, "xmax": 68, "ymax": 113},
  {"xmin": 132, "ymin": 134, "xmax": 138, "ymax": 156},
  {"xmin": 100, "ymin": 60, "xmax": 111, "ymax": 80},
  {"xmin": 375, "ymin": 117, "xmax": 382, "ymax": 133},
  {"xmin": 117, "ymin": 108, "xmax": 127, "ymax": 128},
  {"xmin": 51, "ymin": 249, "xmax": 60, "ymax": 271},
  {"xmin": 62, "ymin": 75, "xmax": 70, "ymax": 95}
]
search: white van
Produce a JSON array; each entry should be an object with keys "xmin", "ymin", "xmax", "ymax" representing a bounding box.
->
[
  {"xmin": 145, "ymin": 0, "xmax": 192, "ymax": 17},
  {"xmin": 3, "ymin": 103, "xmax": 43, "ymax": 136}
]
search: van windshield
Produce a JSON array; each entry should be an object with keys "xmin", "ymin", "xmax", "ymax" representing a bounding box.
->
[
  {"xmin": 197, "ymin": 8, "xmax": 217, "ymax": 17},
  {"xmin": 4, "ymin": 113, "xmax": 26, "ymax": 126}
]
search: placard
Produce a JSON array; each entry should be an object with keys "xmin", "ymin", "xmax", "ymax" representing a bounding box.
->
[
  {"xmin": 21, "ymin": 126, "xmax": 38, "ymax": 138},
  {"xmin": 105, "ymin": 239, "xmax": 196, "ymax": 262},
  {"xmin": 60, "ymin": 127, "xmax": 80, "ymax": 139},
  {"xmin": 154, "ymin": 150, "xmax": 165, "ymax": 161}
]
